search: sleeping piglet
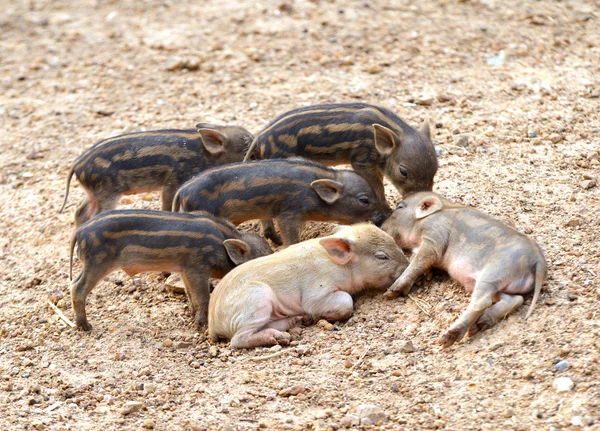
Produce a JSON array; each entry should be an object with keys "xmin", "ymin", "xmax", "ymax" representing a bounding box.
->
[
  {"xmin": 208, "ymin": 224, "xmax": 409, "ymax": 348},
  {"xmin": 381, "ymin": 192, "xmax": 547, "ymax": 348}
]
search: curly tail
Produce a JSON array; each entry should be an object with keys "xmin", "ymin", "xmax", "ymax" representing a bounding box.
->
[
  {"xmin": 243, "ymin": 137, "xmax": 258, "ymax": 162},
  {"xmin": 526, "ymin": 261, "xmax": 546, "ymax": 319},
  {"xmin": 69, "ymin": 232, "xmax": 77, "ymax": 281},
  {"xmin": 59, "ymin": 166, "xmax": 75, "ymax": 213}
]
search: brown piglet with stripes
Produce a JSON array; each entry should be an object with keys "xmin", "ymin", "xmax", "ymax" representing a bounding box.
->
[
  {"xmin": 172, "ymin": 158, "xmax": 387, "ymax": 247},
  {"xmin": 244, "ymin": 103, "xmax": 438, "ymax": 209},
  {"xmin": 59, "ymin": 123, "xmax": 253, "ymax": 226},
  {"xmin": 69, "ymin": 210, "xmax": 272, "ymax": 331}
]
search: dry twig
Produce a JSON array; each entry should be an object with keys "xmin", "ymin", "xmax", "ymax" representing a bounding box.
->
[
  {"xmin": 345, "ymin": 346, "xmax": 371, "ymax": 374},
  {"xmin": 244, "ymin": 349, "xmax": 288, "ymax": 362},
  {"xmin": 47, "ymin": 299, "xmax": 76, "ymax": 328},
  {"xmin": 408, "ymin": 294, "xmax": 433, "ymax": 318}
]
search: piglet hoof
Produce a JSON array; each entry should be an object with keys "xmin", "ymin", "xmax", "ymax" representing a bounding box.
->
[
  {"xmin": 468, "ymin": 315, "xmax": 495, "ymax": 337},
  {"xmin": 77, "ymin": 320, "xmax": 93, "ymax": 332},
  {"xmin": 193, "ymin": 311, "xmax": 208, "ymax": 328},
  {"xmin": 264, "ymin": 331, "xmax": 290, "ymax": 347},
  {"xmin": 437, "ymin": 328, "xmax": 466, "ymax": 348},
  {"xmin": 467, "ymin": 323, "xmax": 481, "ymax": 337},
  {"xmin": 277, "ymin": 332, "xmax": 291, "ymax": 346},
  {"xmin": 383, "ymin": 289, "xmax": 401, "ymax": 300}
]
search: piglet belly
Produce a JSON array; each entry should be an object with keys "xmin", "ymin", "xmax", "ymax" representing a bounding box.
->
[{"xmin": 443, "ymin": 256, "xmax": 479, "ymax": 292}]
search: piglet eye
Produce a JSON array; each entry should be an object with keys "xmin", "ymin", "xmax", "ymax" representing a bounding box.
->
[
  {"xmin": 399, "ymin": 167, "xmax": 409, "ymax": 178},
  {"xmin": 375, "ymin": 251, "xmax": 389, "ymax": 260},
  {"xmin": 396, "ymin": 202, "xmax": 407, "ymax": 210},
  {"xmin": 358, "ymin": 196, "xmax": 371, "ymax": 206}
]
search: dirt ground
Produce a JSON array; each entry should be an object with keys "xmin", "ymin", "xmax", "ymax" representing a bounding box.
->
[{"xmin": 1, "ymin": 0, "xmax": 599, "ymax": 429}]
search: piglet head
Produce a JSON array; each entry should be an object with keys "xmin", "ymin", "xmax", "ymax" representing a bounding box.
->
[
  {"xmin": 382, "ymin": 192, "xmax": 444, "ymax": 248},
  {"xmin": 320, "ymin": 224, "xmax": 409, "ymax": 291}
]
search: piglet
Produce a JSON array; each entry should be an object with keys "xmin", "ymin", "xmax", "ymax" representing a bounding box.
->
[
  {"xmin": 381, "ymin": 192, "xmax": 547, "ymax": 347},
  {"xmin": 173, "ymin": 158, "xmax": 388, "ymax": 246},
  {"xmin": 243, "ymin": 102, "xmax": 438, "ymax": 210},
  {"xmin": 69, "ymin": 209, "xmax": 272, "ymax": 331},
  {"xmin": 208, "ymin": 224, "xmax": 409, "ymax": 348},
  {"xmin": 60, "ymin": 123, "xmax": 253, "ymax": 226}
]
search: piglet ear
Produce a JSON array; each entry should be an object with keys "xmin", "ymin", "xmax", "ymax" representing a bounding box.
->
[
  {"xmin": 311, "ymin": 179, "xmax": 343, "ymax": 204},
  {"xmin": 414, "ymin": 195, "xmax": 443, "ymax": 219},
  {"xmin": 373, "ymin": 124, "xmax": 403, "ymax": 155},
  {"xmin": 418, "ymin": 120, "xmax": 431, "ymax": 142},
  {"xmin": 319, "ymin": 237, "xmax": 354, "ymax": 265},
  {"xmin": 223, "ymin": 239, "xmax": 251, "ymax": 265},
  {"xmin": 198, "ymin": 128, "xmax": 228, "ymax": 154}
]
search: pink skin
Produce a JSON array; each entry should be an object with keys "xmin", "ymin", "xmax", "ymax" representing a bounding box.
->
[{"xmin": 382, "ymin": 192, "xmax": 546, "ymax": 348}]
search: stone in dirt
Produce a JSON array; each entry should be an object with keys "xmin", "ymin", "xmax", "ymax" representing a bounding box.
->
[
  {"xmin": 278, "ymin": 385, "xmax": 306, "ymax": 397},
  {"xmin": 341, "ymin": 415, "xmax": 359, "ymax": 428},
  {"xmin": 552, "ymin": 377, "xmax": 574, "ymax": 392},
  {"xmin": 165, "ymin": 274, "xmax": 186, "ymax": 294},
  {"xmin": 121, "ymin": 401, "xmax": 143, "ymax": 415},
  {"xmin": 398, "ymin": 340, "xmax": 415, "ymax": 353},
  {"xmin": 355, "ymin": 404, "xmax": 389, "ymax": 424},
  {"xmin": 316, "ymin": 319, "xmax": 333, "ymax": 331},
  {"xmin": 580, "ymin": 179, "xmax": 596, "ymax": 190},
  {"xmin": 454, "ymin": 135, "xmax": 469, "ymax": 147}
]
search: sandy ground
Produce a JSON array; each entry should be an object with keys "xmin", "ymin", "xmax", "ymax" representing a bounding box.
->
[{"xmin": 1, "ymin": 0, "xmax": 599, "ymax": 429}]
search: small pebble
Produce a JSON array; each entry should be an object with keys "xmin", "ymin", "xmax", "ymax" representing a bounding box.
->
[
  {"xmin": 571, "ymin": 416, "xmax": 584, "ymax": 427},
  {"xmin": 316, "ymin": 319, "xmax": 333, "ymax": 331},
  {"xmin": 552, "ymin": 376, "xmax": 574, "ymax": 392},
  {"xmin": 414, "ymin": 96, "xmax": 434, "ymax": 106},
  {"xmin": 355, "ymin": 404, "xmax": 388, "ymax": 424},
  {"xmin": 143, "ymin": 419, "xmax": 155, "ymax": 429},
  {"xmin": 166, "ymin": 56, "xmax": 184, "ymax": 71},
  {"xmin": 527, "ymin": 130, "xmax": 538, "ymax": 138},
  {"xmin": 454, "ymin": 135, "xmax": 469, "ymax": 147},
  {"xmin": 366, "ymin": 64, "xmax": 382, "ymax": 74},
  {"xmin": 121, "ymin": 401, "xmax": 143, "ymax": 415},
  {"xmin": 580, "ymin": 179, "xmax": 596, "ymax": 190},
  {"xmin": 185, "ymin": 57, "xmax": 201, "ymax": 71},
  {"xmin": 555, "ymin": 360, "xmax": 568, "ymax": 372},
  {"xmin": 398, "ymin": 341, "xmax": 415, "ymax": 353},
  {"xmin": 278, "ymin": 385, "xmax": 305, "ymax": 397},
  {"xmin": 165, "ymin": 274, "xmax": 186, "ymax": 294},
  {"xmin": 341, "ymin": 415, "xmax": 359, "ymax": 427}
]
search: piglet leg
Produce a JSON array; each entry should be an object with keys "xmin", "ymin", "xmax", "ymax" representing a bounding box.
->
[
  {"xmin": 71, "ymin": 264, "xmax": 112, "ymax": 331},
  {"xmin": 231, "ymin": 328, "xmax": 291, "ymax": 349},
  {"xmin": 384, "ymin": 240, "xmax": 440, "ymax": 298},
  {"xmin": 309, "ymin": 291, "xmax": 354, "ymax": 322},
  {"xmin": 260, "ymin": 220, "xmax": 282, "ymax": 246},
  {"xmin": 161, "ymin": 184, "xmax": 178, "ymax": 211},
  {"xmin": 467, "ymin": 293, "xmax": 524, "ymax": 336},
  {"xmin": 276, "ymin": 214, "xmax": 303, "ymax": 247},
  {"xmin": 180, "ymin": 267, "xmax": 211, "ymax": 327},
  {"xmin": 266, "ymin": 315, "xmax": 312, "ymax": 331},
  {"xmin": 229, "ymin": 283, "xmax": 291, "ymax": 348},
  {"xmin": 438, "ymin": 280, "xmax": 496, "ymax": 348}
]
